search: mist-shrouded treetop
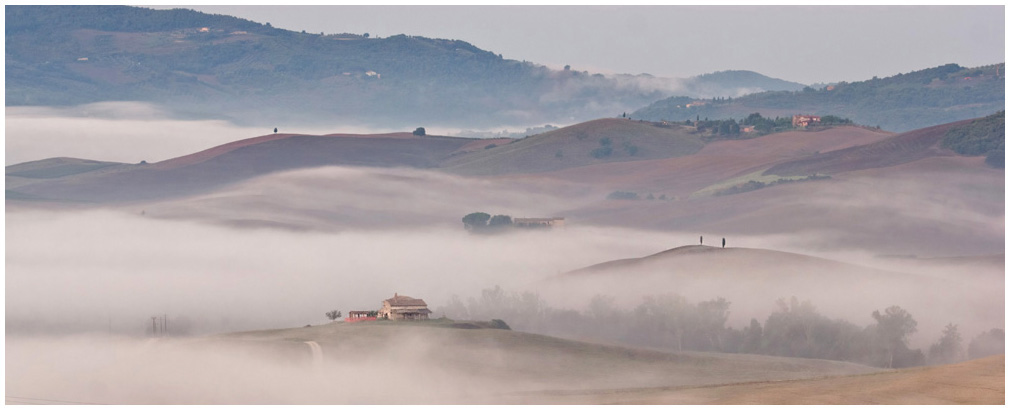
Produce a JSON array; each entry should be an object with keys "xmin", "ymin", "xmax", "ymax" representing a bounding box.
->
[{"xmin": 461, "ymin": 212, "xmax": 490, "ymax": 230}]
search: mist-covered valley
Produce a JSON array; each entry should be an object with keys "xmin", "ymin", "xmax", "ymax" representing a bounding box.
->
[
  {"xmin": 6, "ymin": 5, "xmax": 1005, "ymax": 405},
  {"xmin": 7, "ymin": 99, "xmax": 1005, "ymax": 403}
]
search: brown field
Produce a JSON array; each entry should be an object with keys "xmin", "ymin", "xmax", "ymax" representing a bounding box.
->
[
  {"xmin": 766, "ymin": 119, "xmax": 971, "ymax": 176},
  {"xmin": 517, "ymin": 355, "xmax": 1005, "ymax": 404},
  {"xmin": 440, "ymin": 118, "xmax": 706, "ymax": 176}
]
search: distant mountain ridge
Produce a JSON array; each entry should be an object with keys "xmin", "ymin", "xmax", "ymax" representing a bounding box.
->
[
  {"xmin": 7, "ymin": 5, "xmax": 805, "ymax": 128},
  {"xmin": 632, "ymin": 63, "xmax": 1005, "ymax": 132}
]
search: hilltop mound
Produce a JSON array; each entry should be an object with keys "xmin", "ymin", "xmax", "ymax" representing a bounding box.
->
[
  {"xmin": 441, "ymin": 118, "xmax": 705, "ymax": 176},
  {"xmin": 565, "ymin": 245, "xmax": 906, "ymax": 282},
  {"xmin": 542, "ymin": 244, "xmax": 1000, "ymax": 342},
  {"xmin": 5, "ymin": 157, "xmax": 127, "ymax": 179}
]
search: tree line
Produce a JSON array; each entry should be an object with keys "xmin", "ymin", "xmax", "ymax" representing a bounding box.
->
[
  {"xmin": 462, "ymin": 212, "xmax": 513, "ymax": 233},
  {"xmin": 941, "ymin": 110, "xmax": 1004, "ymax": 168},
  {"xmin": 437, "ymin": 286, "xmax": 1003, "ymax": 368}
]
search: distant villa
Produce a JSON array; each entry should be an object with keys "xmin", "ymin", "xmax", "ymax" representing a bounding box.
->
[
  {"xmin": 347, "ymin": 293, "xmax": 432, "ymax": 322},
  {"xmin": 792, "ymin": 114, "xmax": 821, "ymax": 128}
]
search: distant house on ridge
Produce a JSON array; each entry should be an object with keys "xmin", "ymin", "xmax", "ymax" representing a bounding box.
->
[
  {"xmin": 379, "ymin": 293, "xmax": 431, "ymax": 320},
  {"xmin": 792, "ymin": 114, "xmax": 821, "ymax": 128}
]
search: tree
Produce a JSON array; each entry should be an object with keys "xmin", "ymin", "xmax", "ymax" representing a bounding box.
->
[
  {"xmin": 871, "ymin": 305, "xmax": 918, "ymax": 368},
  {"xmin": 462, "ymin": 212, "xmax": 490, "ymax": 230},
  {"xmin": 967, "ymin": 328, "xmax": 1004, "ymax": 359},
  {"xmin": 325, "ymin": 310, "xmax": 342, "ymax": 321},
  {"xmin": 412, "ymin": 127, "xmax": 426, "ymax": 136},
  {"xmin": 928, "ymin": 323, "xmax": 963, "ymax": 365},
  {"xmin": 488, "ymin": 214, "xmax": 513, "ymax": 227}
]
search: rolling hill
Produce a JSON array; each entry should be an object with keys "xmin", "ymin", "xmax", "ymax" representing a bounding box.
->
[
  {"xmin": 539, "ymin": 244, "xmax": 1003, "ymax": 347},
  {"xmin": 204, "ymin": 320, "xmax": 880, "ymax": 403},
  {"xmin": 440, "ymin": 118, "xmax": 706, "ymax": 176},
  {"xmin": 6, "ymin": 115, "xmax": 1003, "ymax": 258},
  {"xmin": 5, "ymin": 132, "xmax": 478, "ymax": 202},
  {"xmin": 632, "ymin": 63, "xmax": 1005, "ymax": 132},
  {"xmin": 764, "ymin": 119, "xmax": 972, "ymax": 176},
  {"xmin": 7, "ymin": 320, "xmax": 894, "ymax": 404}
]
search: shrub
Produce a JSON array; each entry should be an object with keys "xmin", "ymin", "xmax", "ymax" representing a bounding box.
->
[
  {"xmin": 489, "ymin": 319, "xmax": 511, "ymax": 330},
  {"xmin": 607, "ymin": 191, "xmax": 639, "ymax": 200}
]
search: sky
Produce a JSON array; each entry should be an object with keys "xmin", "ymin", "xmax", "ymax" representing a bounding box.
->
[{"xmin": 154, "ymin": 5, "xmax": 1005, "ymax": 85}]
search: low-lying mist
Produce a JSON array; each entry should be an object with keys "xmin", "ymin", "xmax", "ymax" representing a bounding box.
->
[
  {"xmin": 5, "ymin": 102, "xmax": 579, "ymax": 167},
  {"xmin": 6, "ymin": 208, "xmax": 680, "ymax": 336},
  {"xmin": 5, "ymin": 102, "xmax": 399, "ymax": 166},
  {"xmin": 5, "ymin": 333, "xmax": 527, "ymax": 404}
]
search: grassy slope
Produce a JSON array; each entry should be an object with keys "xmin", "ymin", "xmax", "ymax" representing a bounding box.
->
[
  {"xmin": 6, "ymin": 133, "xmax": 476, "ymax": 202},
  {"xmin": 5, "ymin": 157, "xmax": 127, "ymax": 179},
  {"xmin": 496, "ymin": 125, "xmax": 892, "ymax": 197},
  {"xmin": 209, "ymin": 320, "xmax": 879, "ymax": 395},
  {"xmin": 765, "ymin": 119, "xmax": 970, "ymax": 176},
  {"xmin": 440, "ymin": 118, "xmax": 705, "ymax": 176}
]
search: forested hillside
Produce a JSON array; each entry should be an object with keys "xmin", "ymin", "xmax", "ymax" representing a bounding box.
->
[
  {"xmin": 632, "ymin": 63, "xmax": 1004, "ymax": 132},
  {"xmin": 941, "ymin": 111, "xmax": 1005, "ymax": 168},
  {"xmin": 7, "ymin": 6, "xmax": 803, "ymax": 129}
]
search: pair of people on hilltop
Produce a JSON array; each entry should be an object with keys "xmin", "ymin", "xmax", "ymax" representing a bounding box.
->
[{"xmin": 699, "ymin": 236, "xmax": 726, "ymax": 248}]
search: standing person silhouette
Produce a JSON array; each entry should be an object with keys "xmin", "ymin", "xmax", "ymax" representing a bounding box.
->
[
  {"xmin": 722, "ymin": 238, "xmax": 726, "ymax": 248},
  {"xmin": 700, "ymin": 235, "xmax": 703, "ymax": 245}
]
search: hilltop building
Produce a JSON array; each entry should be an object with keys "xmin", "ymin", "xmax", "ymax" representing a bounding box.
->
[
  {"xmin": 346, "ymin": 311, "xmax": 377, "ymax": 323},
  {"xmin": 792, "ymin": 114, "xmax": 821, "ymax": 128},
  {"xmin": 513, "ymin": 217, "xmax": 566, "ymax": 229},
  {"xmin": 378, "ymin": 293, "xmax": 431, "ymax": 321}
]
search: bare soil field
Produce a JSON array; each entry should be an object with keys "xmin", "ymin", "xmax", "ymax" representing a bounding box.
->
[{"xmin": 766, "ymin": 119, "xmax": 971, "ymax": 176}]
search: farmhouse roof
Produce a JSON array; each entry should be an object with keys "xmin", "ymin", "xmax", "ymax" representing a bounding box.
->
[{"xmin": 385, "ymin": 294, "xmax": 428, "ymax": 307}]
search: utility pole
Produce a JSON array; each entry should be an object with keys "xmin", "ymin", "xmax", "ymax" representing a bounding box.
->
[{"xmin": 151, "ymin": 316, "xmax": 158, "ymax": 336}]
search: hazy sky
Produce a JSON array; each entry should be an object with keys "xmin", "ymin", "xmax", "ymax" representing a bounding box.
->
[{"xmin": 159, "ymin": 5, "xmax": 1004, "ymax": 85}]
